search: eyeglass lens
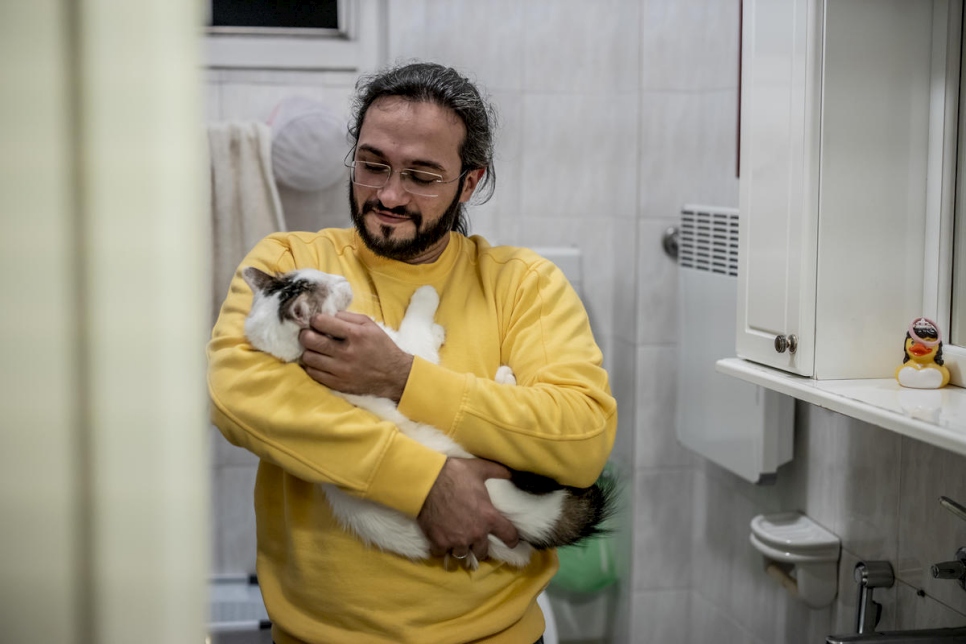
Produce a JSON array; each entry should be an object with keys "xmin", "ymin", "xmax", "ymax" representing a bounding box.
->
[{"xmin": 351, "ymin": 161, "xmax": 444, "ymax": 197}]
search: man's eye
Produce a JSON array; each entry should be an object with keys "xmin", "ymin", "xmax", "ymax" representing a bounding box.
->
[
  {"xmin": 407, "ymin": 171, "xmax": 439, "ymax": 185},
  {"xmin": 362, "ymin": 163, "xmax": 390, "ymax": 173}
]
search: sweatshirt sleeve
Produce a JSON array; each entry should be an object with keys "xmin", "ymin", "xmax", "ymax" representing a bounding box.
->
[
  {"xmin": 397, "ymin": 257, "xmax": 617, "ymax": 489},
  {"xmin": 206, "ymin": 236, "xmax": 446, "ymax": 518}
]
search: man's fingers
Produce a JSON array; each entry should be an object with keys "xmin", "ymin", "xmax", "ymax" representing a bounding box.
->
[
  {"xmin": 471, "ymin": 458, "xmax": 512, "ymax": 481},
  {"xmin": 470, "ymin": 539, "xmax": 489, "ymax": 562},
  {"xmin": 334, "ymin": 311, "xmax": 372, "ymax": 325},
  {"xmin": 490, "ymin": 515, "xmax": 520, "ymax": 550},
  {"xmin": 308, "ymin": 313, "xmax": 351, "ymax": 338}
]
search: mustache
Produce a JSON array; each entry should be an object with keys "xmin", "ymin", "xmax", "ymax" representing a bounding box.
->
[{"xmin": 362, "ymin": 198, "xmax": 418, "ymax": 219}]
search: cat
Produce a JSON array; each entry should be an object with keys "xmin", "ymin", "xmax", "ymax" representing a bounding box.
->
[{"xmin": 242, "ymin": 266, "xmax": 615, "ymax": 569}]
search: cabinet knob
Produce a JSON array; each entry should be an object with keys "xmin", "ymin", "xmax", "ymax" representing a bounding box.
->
[{"xmin": 774, "ymin": 334, "xmax": 798, "ymax": 354}]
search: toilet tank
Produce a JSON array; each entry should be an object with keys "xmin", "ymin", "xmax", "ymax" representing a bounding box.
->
[{"xmin": 530, "ymin": 247, "xmax": 583, "ymax": 297}]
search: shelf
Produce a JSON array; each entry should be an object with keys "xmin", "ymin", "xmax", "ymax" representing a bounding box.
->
[{"xmin": 716, "ymin": 358, "xmax": 966, "ymax": 458}]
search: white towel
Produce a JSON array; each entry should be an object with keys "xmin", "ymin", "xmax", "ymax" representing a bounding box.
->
[{"xmin": 207, "ymin": 121, "xmax": 286, "ymax": 326}]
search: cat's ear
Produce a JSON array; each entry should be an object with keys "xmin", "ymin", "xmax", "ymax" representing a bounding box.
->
[
  {"xmin": 242, "ymin": 266, "xmax": 275, "ymax": 294},
  {"xmin": 290, "ymin": 294, "xmax": 313, "ymax": 328}
]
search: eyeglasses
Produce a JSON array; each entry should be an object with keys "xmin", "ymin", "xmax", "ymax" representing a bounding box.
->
[{"xmin": 346, "ymin": 158, "xmax": 466, "ymax": 198}]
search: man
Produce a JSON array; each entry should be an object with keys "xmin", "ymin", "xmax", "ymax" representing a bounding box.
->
[{"xmin": 208, "ymin": 62, "xmax": 617, "ymax": 644}]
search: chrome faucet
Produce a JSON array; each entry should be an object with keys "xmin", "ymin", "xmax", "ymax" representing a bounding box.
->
[
  {"xmin": 854, "ymin": 561, "xmax": 894, "ymax": 634},
  {"xmin": 931, "ymin": 547, "xmax": 966, "ymax": 590},
  {"xmin": 933, "ymin": 496, "xmax": 966, "ymax": 592},
  {"xmin": 825, "ymin": 496, "xmax": 966, "ymax": 644}
]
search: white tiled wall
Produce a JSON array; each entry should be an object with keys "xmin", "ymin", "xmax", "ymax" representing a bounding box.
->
[{"xmin": 205, "ymin": 1, "xmax": 966, "ymax": 642}]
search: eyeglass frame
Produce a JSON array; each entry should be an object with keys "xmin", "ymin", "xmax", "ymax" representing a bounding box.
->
[{"xmin": 344, "ymin": 149, "xmax": 468, "ymax": 198}]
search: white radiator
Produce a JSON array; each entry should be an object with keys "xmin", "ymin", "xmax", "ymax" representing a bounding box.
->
[{"xmin": 675, "ymin": 205, "xmax": 793, "ymax": 484}]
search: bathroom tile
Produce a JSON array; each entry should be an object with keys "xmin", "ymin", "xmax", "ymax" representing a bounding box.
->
[
  {"xmin": 611, "ymin": 222, "xmax": 639, "ymax": 345},
  {"xmin": 464, "ymin": 209, "xmax": 500, "ymax": 244},
  {"xmin": 894, "ymin": 578, "xmax": 966, "ymax": 630},
  {"xmin": 472, "ymin": 90, "xmax": 523, "ymax": 231},
  {"xmin": 520, "ymin": 92, "xmax": 638, "ymax": 220},
  {"xmin": 802, "ymin": 406, "xmax": 902, "ymax": 562},
  {"xmin": 774, "ymin": 400, "xmax": 814, "ymax": 512},
  {"xmin": 798, "ymin": 405, "xmax": 847, "ymax": 538},
  {"xmin": 640, "ymin": 0, "xmax": 740, "ymax": 92},
  {"xmin": 638, "ymin": 90, "xmax": 739, "ymax": 221},
  {"xmin": 636, "ymin": 218, "xmax": 679, "ymax": 346},
  {"xmin": 691, "ymin": 467, "xmax": 736, "ymax": 610},
  {"xmin": 389, "ymin": 0, "xmax": 525, "ymax": 92},
  {"xmin": 698, "ymin": 456, "xmax": 788, "ymax": 517},
  {"xmin": 609, "ymin": 337, "xmax": 637, "ymax": 473},
  {"xmin": 833, "ymin": 416, "xmax": 901, "ymax": 563},
  {"xmin": 727, "ymin": 489, "xmax": 788, "ymax": 642},
  {"xmin": 513, "ymin": 215, "xmax": 616, "ymax": 346},
  {"xmin": 219, "ymin": 82, "xmax": 355, "ymax": 125},
  {"xmin": 524, "ymin": 0, "xmax": 640, "ymax": 93},
  {"xmin": 897, "ymin": 436, "xmax": 966, "ymax": 614},
  {"xmin": 212, "ymin": 464, "xmax": 259, "ymax": 576},
  {"xmin": 631, "ymin": 589, "xmax": 690, "ymax": 644},
  {"xmin": 689, "ymin": 590, "xmax": 762, "ymax": 644},
  {"xmin": 635, "ymin": 345, "xmax": 693, "ymax": 469},
  {"xmin": 633, "ymin": 468, "xmax": 693, "ymax": 591},
  {"xmin": 774, "ymin": 587, "xmax": 833, "ymax": 644},
  {"xmin": 608, "ymin": 578, "xmax": 634, "ymax": 644},
  {"xmin": 386, "ymin": 0, "xmax": 427, "ymax": 62},
  {"xmin": 210, "ymin": 425, "xmax": 259, "ymax": 468}
]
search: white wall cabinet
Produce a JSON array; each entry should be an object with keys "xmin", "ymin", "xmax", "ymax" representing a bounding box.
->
[{"xmin": 736, "ymin": 0, "xmax": 958, "ymax": 379}]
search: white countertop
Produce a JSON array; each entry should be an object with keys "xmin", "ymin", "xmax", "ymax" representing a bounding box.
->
[{"xmin": 716, "ymin": 358, "xmax": 966, "ymax": 457}]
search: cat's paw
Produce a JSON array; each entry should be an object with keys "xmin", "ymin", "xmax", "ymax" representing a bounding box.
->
[
  {"xmin": 488, "ymin": 536, "xmax": 533, "ymax": 568},
  {"xmin": 495, "ymin": 365, "xmax": 516, "ymax": 386},
  {"xmin": 431, "ymin": 323, "xmax": 446, "ymax": 349},
  {"xmin": 408, "ymin": 285, "xmax": 440, "ymax": 313}
]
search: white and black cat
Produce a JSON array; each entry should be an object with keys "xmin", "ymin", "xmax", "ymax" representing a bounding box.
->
[{"xmin": 242, "ymin": 266, "xmax": 615, "ymax": 569}]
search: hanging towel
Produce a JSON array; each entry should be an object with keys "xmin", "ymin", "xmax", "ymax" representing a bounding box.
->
[{"xmin": 207, "ymin": 121, "xmax": 286, "ymax": 326}]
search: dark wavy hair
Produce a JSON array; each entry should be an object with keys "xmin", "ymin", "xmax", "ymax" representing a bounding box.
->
[{"xmin": 348, "ymin": 62, "xmax": 497, "ymax": 235}]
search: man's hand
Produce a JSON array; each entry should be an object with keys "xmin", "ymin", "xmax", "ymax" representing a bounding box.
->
[
  {"xmin": 299, "ymin": 312, "xmax": 413, "ymax": 402},
  {"xmin": 417, "ymin": 458, "xmax": 520, "ymax": 565}
]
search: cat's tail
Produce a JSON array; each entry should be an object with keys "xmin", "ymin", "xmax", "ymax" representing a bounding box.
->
[{"xmin": 485, "ymin": 470, "xmax": 619, "ymax": 552}]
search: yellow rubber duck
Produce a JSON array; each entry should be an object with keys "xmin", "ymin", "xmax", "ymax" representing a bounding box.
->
[{"xmin": 895, "ymin": 317, "xmax": 950, "ymax": 389}]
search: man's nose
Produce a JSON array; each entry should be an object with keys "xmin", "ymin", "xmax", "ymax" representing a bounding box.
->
[{"xmin": 377, "ymin": 171, "xmax": 409, "ymax": 205}]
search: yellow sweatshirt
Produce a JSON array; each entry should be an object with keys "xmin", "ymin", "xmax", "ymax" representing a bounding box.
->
[{"xmin": 207, "ymin": 228, "xmax": 617, "ymax": 644}]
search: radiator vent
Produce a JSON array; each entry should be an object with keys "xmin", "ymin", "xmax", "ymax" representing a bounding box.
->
[{"xmin": 679, "ymin": 205, "xmax": 739, "ymax": 276}]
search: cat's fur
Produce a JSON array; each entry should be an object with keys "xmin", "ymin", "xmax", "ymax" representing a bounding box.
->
[{"xmin": 242, "ymin": 266, "xmax": 614, "ymax": 569}]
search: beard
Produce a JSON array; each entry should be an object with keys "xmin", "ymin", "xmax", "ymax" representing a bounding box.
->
[{"xmin": 349, "ymin": 181, "xmax": 464, "ymax": 262}]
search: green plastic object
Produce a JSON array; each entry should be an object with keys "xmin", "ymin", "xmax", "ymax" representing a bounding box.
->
[{"xmin": 550, "ymin": 533, "xmax": 618, "ymax": 594}]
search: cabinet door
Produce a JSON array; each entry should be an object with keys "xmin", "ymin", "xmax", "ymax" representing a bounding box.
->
[{"xmin": 735, "ymin": 0, "xmax": 821, "ymax": 376}]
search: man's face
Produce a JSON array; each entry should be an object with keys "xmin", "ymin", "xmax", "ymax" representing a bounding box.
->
[{"xmin": 349, "ymin": 97, "xmax": 481, "ymax": 264}]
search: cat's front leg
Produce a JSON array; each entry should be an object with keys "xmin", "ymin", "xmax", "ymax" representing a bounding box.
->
[
  {"xmin": 494, "ymin": 365, "xmax": 516, "ymax": 386},
  {"xmin": 395, "ymin": 285, "xmax": 445, "ymax": 362}
]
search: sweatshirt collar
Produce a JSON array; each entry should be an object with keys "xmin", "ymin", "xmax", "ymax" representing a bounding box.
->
[{"xmin": 354, "ymin": 230, "xmax": 462, "ymax": 283}]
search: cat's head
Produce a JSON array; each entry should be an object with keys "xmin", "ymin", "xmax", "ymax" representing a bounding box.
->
[{"xmin": 243, "ymin": 267, "xmax": 353, "ymax": 328}]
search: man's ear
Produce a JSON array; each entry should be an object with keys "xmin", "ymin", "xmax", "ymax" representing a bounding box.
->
[{"xmin": 459, "ymin": 168, "xmax": 486, "ymax": 204}]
